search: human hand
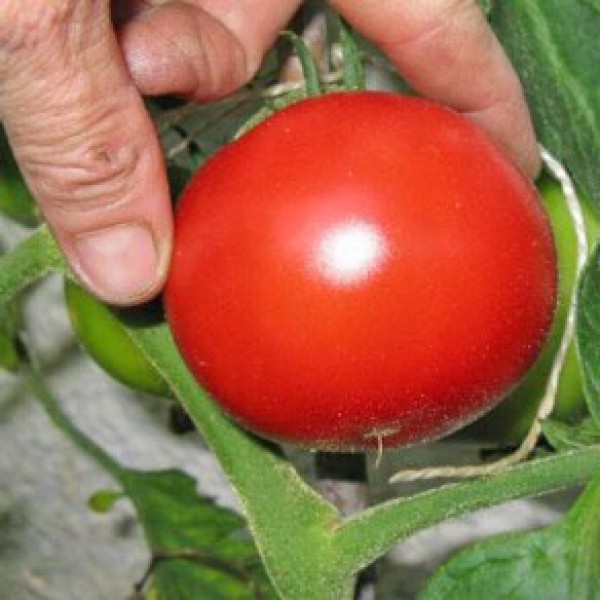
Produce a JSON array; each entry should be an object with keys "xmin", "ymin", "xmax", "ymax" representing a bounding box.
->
[{"xmin": 0, "ymin": 1, "xmax": 538, "ymax": 306}]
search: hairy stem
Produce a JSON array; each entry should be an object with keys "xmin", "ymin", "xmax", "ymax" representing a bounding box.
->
[
  {"xmin": 29, "ymin": 369, "xmax": 124, "ymax": 480},
  {"xmin": 0, "ymin": 227, "xmax": 64, "ymax": 306},
  {"xmin": 333, "ymin": 446, "xmax": 600, "ymax": 576}
]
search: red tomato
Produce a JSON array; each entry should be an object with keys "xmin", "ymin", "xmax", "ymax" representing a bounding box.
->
[{"xmin": 165, "ymin": 92, "xmax": 557, "ymax": 450}]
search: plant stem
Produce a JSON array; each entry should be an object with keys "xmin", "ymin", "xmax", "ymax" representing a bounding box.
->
[
  {"xmin": 332, "ymin": 446, "xmax": 600, "ymax": 576},
  {"xmin": 315, "ymin": 452, "xmax": 376, "ymax": 599},
  {"xmin": 29, "ymin": 369, "xmax": 124, "ymax": 480},
  {"xmin": 0, "ymin": 227, "xmax": 65, "ymax": 306}
]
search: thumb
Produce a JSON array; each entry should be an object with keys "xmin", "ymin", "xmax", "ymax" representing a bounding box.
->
[{"xmin": 0, "ymin": 2, "xmax": 171, "ymax": 305}]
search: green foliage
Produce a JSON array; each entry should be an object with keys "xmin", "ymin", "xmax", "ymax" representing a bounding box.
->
[
  {"xmin": 478, "ymin": 0, "xmax": 493, "ymax": 16},
  {"xmin": 31, "ymin": 371, "xmax": 275, "ymax": 599},
  {"xmin": 0, "ymin": 226, "xmax": 64, "ymax": 307},
  {"xmin": 119, "ymin": 468, "xmax": 275, "ymax": 599},
  {"xmin": 123, "ymin": 312, "xmax": 600, "ymax": 599},
  {"xmin": 492, "ymin": 0, "xmax": 600, "ymax": 210},
  {"xmin": 153, "ymin": 92, "xmax": 267, "ymax": 179},
  {"xmin": 576, "ymin": 242, "xmax": 600, "ymax": 426},
  {"xmin": 0, "ymin": 327, "xmax": 19, "ymax": 371},
  {"xmin": 88, "ymin": 490, "xmax": 124, "ymax": 513},
  {"xmin": 422, "ymin": 471, "xmax": 600, "ymax": 599},
  {"xmin": 543, "ymin": 418, "xmax": 600, "ymax": 452},
  {"xmin": 0, "ymin": 126, "xmax": 39, "ymax": 227},
  {"xmin": 0, "ymin": 244, "xmax": 29, "ymax": 372},
  {"xmin": 0, "ymin": 295, "xmax": 21, "ymax": 372}
]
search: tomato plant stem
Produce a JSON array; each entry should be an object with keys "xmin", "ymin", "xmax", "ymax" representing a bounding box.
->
[
  {"xmin": 315, "ymin": 452, "xmax": 376, "ymax": 599},
  {"xmin": 29, "ymin": 368, "xmax": 125, "ymax": 481},
  {"xmin": 334, "ymin": 14, "xmax": 366, "ymax": 90},
  {"xmin": 332, "ymin": 446, "xmax": 600, "ymax": 576},
  {"xmin": 0, "ymin": 227, "xmax": 64, "ymax": 307},
  {"xmin": 282, "ymin": 31, "xmax": 322, "ymax": 96}
]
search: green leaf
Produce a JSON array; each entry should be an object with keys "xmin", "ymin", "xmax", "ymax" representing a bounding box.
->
[
  {"xmin": 88, "ymin": 489, "xmax": 124, "ymax": 513},
  {"xmin": 0, "ymin": 227, "xmax": 65, "ymax": 307},
  {"xmin": 491, "ymin": 1, "xmax": 600, "ymax": 209},
  {"xmin": 0, "ymin": 298, "xmax": 21, "ymax": 372},
  {"xmin": 478, "ymin": 0, "xmax": 493, "ymax": 17},
  {"xmin": 0, "ymin": 245, "xmax": 25, "ymax": 372},
  {"xmin": 543, "ymin": 418, "xmax": 600, "ymax": 452},
  {"xmin": 422, "ymin": 470, "xmax": 600, "ymax": 599},
  {"xmin": 0, "ymin": 292, "xmax": 20, "ymax": 338},
  {"xmin": 576, "ymin": 242, "xmax": 600, "ymax": 426},
  {"xmin": 0, "ymin": 126, "xmax": 40, "ymax": 227},
  {"xmin": 119, "ymin": 468, "xmax": 275, "ymax": 599},
  {"xmin": 0, "ymin": 329, "xmax": 19, "ymax": 371},
  {"xmin": 32, "ymin": 371, "xmax": 274, "ymax": 599}
]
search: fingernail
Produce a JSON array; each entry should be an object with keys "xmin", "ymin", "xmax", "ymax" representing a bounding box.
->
[{"xmin": 73, "ymin": 222, "xmax": 164, "ymax": 304}]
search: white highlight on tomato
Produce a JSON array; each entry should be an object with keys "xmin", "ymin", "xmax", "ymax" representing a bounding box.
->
[{"xmin": 315, "ymin": 221, "xmax": 387, "ymax": 285}]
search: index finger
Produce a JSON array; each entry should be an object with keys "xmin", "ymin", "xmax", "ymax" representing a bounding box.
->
[{"xmin": 331, "ymin": 0, "xmax": 540, "ymax": 178}]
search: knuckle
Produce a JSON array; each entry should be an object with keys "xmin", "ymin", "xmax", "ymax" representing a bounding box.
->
[
  {"xmin": 199, "ymin": 34, "xmax": 249, "ymax": 98},
  {"xmin": 122, "ymin": 4, "xmax": 251, "ymax": 100},
  {"xmin": 187, "ymin": 13, "xmax": 250, "ymax": 99}
]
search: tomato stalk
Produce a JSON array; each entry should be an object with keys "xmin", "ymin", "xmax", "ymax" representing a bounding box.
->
[
  {"xmin": 282, "ymin": 10, "xmax": 367, "ymax": 100},
  {"xmin": 315, "ymin": 452, "xmax": 375, "ymax": 599},
  {"xmin": 331, "ymin": 14, "xmax": 366, "ymax": 90},
  {"xmin": 281, "ymin": 31, "xmax": 322, "ymax": 97},
  {"xmin": 28, "ymin": 364, "xmax": 125, "ymax": 481}
]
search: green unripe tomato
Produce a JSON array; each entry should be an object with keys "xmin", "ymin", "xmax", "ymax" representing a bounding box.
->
[
  {"xmin": 463, "ymin": 173, "xmax": 600, "ymax": 444},
  {"xmin": 64, "ymin": 279, "xmax": 170, "ymax": 397},
  {"xmin": 0, "ymin": 127, "xmax": 39, "ymax": 227}
]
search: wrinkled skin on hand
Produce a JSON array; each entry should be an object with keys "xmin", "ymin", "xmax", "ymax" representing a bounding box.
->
[{"xmin": 0, "ymin": 0, "xmax": 538, "ymax": 306}]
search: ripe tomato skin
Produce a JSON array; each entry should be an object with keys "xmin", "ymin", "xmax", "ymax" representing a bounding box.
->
[
  {"xmin": 165, "ymin": 92, "xmax": 557, "ymax": 450},
  {"xmin": 65, "ymin": 279, "xmax": 169, "ymax": 398}
]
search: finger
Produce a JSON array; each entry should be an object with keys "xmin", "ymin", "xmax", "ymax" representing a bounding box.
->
[
  {"xmin": 0, "ymin": 1, "xmax": 172, "ymax": 305},
  {"xmin": 117, "ymin": 0, "xmax": 303, "ymax": 100},
  {"xmin": 331, "ymin": 0, "xmax": 540, "ymax": 178}
]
